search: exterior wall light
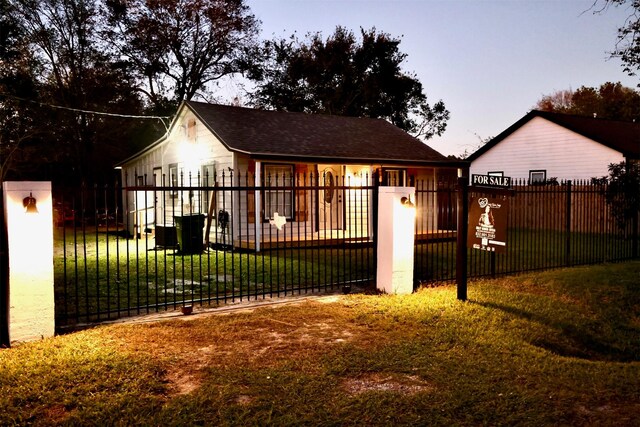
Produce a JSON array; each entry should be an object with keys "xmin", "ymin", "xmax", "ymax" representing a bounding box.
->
[
  {"xmin": 23, "ymin": 193, "xmax": 38, "ymax": 214},
  {"xmin": 400, "ymin": 195, "xmax": 414, "ymax": 207}
]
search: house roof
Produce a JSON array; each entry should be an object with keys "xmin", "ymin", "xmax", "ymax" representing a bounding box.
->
[
  {"xmin": 467, "ymin": 110, "xmax": 640, "ymax": 161},
  {"xmin": 119, "ymin": 101, "xmax": 460, "ymax": 167},
  {"xmin": 186, "ymin": 101, "xmax": 455, "ymax": 164}
]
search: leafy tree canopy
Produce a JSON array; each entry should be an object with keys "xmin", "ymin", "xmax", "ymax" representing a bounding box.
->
[
  {"xmin": 593, "ymin": 0, "xmax": 640, "ymax": 83},
  {"xmin": 593, "ymin": 161, "xmax": 640, "ymax": 230},
  {"xmin": 2, "ymin": 0, "xmax": 145, "ymax": 183},
  {"xmin": 104, "ymin": 0, "xmax": 261, "ymax": 110},
  {"xmin": 1, "ymin": 0, "xmax": 260, "ymax": 184},
  {"xmin": 535, "ymin": 82, "xmax": 640, "ymax": 121},
  {"xmin": 248, "ymin": 26, "xmax": 449, "ymax": 140}
]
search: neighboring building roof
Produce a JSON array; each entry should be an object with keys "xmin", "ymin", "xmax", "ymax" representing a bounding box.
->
[
  {"xmin": 120, "ymin": 101, "xmax": 459, "ymax": 166},
  {"xmin": 467, "ymin": 110, "xmax": 640, "ymax": 161}
]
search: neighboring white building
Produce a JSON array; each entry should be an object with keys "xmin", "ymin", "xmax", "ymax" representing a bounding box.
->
[{"xmin": 468, "ymin": 110, "xmax": 640, "ymax": 183}]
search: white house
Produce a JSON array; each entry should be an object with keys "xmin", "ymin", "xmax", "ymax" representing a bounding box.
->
[
  {"xmin": 468, "ymin": 110, "xmax": 640, "ymax": 183},
  {"xmin": 116, "ymin": 101, "xmax": 463, "ymax": 249}
]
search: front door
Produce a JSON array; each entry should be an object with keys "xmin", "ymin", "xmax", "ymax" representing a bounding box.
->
[{"xmin": 318, "ymin": 165, "xmax": 343, "ymax": 231}]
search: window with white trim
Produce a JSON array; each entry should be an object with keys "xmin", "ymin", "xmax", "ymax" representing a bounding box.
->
[
  {"xmin": 264, "ymin": 164, "xmax": 294, "ymax": 220},
  {"xmin": 169, "ymin": 163, "xmax": 179, "ymax": 198},
  {"xmin": 529, "ymin": 170, "xmax": 546, "ymax": 184}
]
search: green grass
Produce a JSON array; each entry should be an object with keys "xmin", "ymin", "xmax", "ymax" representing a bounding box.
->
[
  {"xmin": 55, "ymin": 226, "xmax": 636, "ymax": 327},
  {"xmin": 54, "ymin": 230, "xmax": 374, "ymax": 325},
  {"xmin": 3, "ymin": 261, "xmax": 639, "ymax": 426},
  {"xmin": 415, "ymin": 227, "xmax": 636, "ymax": 282}
]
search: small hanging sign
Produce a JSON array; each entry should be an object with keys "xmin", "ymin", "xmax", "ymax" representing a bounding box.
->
[
  {"xmin": 467, "ymin": 196, "xmax": 509, "ymax": 253},
  {"xmin": 471, "ymin": 174, "xmax": 511, "ymax": 189}
]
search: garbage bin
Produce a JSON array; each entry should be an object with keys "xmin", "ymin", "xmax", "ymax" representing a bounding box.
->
[{"xmin": 174, "ymin": 214, "xmax": 205, "ymax": 253}]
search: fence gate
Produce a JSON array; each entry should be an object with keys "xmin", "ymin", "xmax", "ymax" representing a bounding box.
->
[{"xmin": 53, "ymin": 174, "xmax": 377, "ymax": 330}]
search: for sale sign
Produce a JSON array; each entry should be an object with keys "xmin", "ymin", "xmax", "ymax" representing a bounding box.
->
[{"xmin": 467, "ymin": 196, "xmax": 509, "ymax": 253}]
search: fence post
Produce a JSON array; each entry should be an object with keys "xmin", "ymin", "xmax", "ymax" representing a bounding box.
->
[
  {"xmin": 633, "ymin": 211, "xmax": 639, "ymax": 259},
  {"xmin": 565, "ymin": 180, "xmax": 572, "ymax": 267},
  {"xmin": 456, "ymin": 175, "xmax": 469, "ymax": 301},
  {"xmin": 2, "ymin": 181, "xmax": 55, "ymax": 345},
  {"xmin": 376, "ymin": 187, "xmax": 416, "ymax": 294},
  {"xmin": 0, "ymin": 189, "xmax": 9, "ymax": 347}
]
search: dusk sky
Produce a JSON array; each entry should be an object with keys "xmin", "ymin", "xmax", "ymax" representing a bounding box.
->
[{"xmin": 223, "ymin": 0, "xmax": 638, "ymax": 158}]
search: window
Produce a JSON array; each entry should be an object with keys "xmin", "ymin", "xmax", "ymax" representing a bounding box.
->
[
  {"xmin": 529, "ymin": 170, "xmax": 546, "ymax": 184},
  {"xmin": 186, "ymin": 118, "xmax": 197, "ymax": 140},
  {"xmin": 200, "ymin": 163, "xmax": 215, "ymax": 214},
  {"xmin": 264, "ymin": 164, "xmax": 294, "ymax": 220},
  {"xmin": 169, "ymin": 163, "xmax": 179, "ymax": 198}
]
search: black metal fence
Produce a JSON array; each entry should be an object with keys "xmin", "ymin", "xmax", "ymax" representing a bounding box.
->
[
  {"xmin": 51, "ymin": 176, "xmax": 638, "ymax": 330},
  {"xmin": 413, "ymin": 179, "xmax": 638, "ymax": 284},
  {"xmin": 53, "ymin": 172, "xmax": 377, "ymax": 330},
  {"xmin": 464, "ymin": 180, "xmax": 638, "ymax": 279}
]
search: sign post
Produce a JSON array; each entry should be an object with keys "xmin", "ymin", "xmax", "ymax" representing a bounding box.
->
[{"xmin": 456, "ymin": 176, "xmax": 469, "ymax": 301}]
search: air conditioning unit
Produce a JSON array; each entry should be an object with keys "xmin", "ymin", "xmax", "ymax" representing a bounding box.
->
[{"xmin": 155, "ymin": 224, "xmax": 177, "ymax": 248}]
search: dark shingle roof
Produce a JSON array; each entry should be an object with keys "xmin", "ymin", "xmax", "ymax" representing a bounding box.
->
[
  {"xmin": 185, "ymin": 101, "xmax": 449, "ymax": 163},
  {"xmin": 467, "ymin": 110, "xmax": 640, "ymax": 161}
]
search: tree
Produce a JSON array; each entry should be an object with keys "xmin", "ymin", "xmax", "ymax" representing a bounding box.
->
[
  {"xmin": 249, "ymin": 27, "xmax": 449, "ymax": 140},
  {"xmin": 534, "ymin": 82, "xmax": 640, "ymax": 121},
  {"xmin": 593, "ymin": 0, "xmax": 640, "ymax": 83},
  {"xmin": 0, "ymin": 0, "xmax": 39, "ymax": 181},
  {"xmin": 104, "ymin": 0, "xmax": 261, "ymax": 109},
  {"xmin": 4, "ymin": 0, "xmax": 146, "ymax": 183},
  {"xmin": 599, "ymin": 161, "xmax": 640, "ymax": 231}
]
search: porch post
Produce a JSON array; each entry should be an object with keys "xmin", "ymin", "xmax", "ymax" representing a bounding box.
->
[{"xmin": 255, "ymin": 161, "xmax": 261, "ymax": 252}]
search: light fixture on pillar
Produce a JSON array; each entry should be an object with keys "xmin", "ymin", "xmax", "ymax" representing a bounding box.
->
[
  {"xmin": 400, "ymin": 195, "xmax": 414, "ymax": 207},
  {"xmin": 23, "ymin": 192, "xmax": 38, "ymax": 214}
]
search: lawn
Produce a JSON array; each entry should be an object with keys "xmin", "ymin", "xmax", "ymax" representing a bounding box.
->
[
  {"xmin": 54, "ymin": 230, "xmax": 375, "ymax": 325},
  {"xmin": 54, "ymin": 225, "xmax": 636, "ymax": 328},
  {"xmin": 8, "ymin": 261, "xmax": 639, "ymax": 425}
]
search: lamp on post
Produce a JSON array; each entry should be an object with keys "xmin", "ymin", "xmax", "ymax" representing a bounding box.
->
[{"xmin": 23, "ymin": 193, "xmax": 38, "ymax": 214}]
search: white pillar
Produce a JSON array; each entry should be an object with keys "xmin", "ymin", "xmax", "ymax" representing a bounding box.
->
[
  {"xmin": 2, "ymin": 181, "xmax": 55, "ymax": 344},
  {"xmin": 376, "ymin": 186, "xmax": 416, "ymax": 295}
]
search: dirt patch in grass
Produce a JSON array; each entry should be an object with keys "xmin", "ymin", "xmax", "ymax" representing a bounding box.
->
[
  {"xmin": 107, "ymin": 298, "xmax": 384, "ymax": 397},
  {"xmin": 342, "ymin": 373, "xmax": 434, "ymax": 396},
  {"xmin": 574, "ymin": 402, "xmax": 640, "ymax": 425},
  {"xmin": 43, "ymin": 404, "xmax": 72, "ymax": 424}
]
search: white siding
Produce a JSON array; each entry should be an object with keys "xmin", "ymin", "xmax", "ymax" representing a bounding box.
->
[
  {"xmin": 120, "ymin": 107, "xmax": 235, "ymax": 236},
  {"xmin": 470, "ymin": 117, "xmax": 625, "ymax": 181}
]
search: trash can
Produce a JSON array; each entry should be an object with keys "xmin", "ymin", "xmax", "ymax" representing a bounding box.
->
[{"xmin": 174, "ymin": 214, "xmax": 205, "ymax": 253}]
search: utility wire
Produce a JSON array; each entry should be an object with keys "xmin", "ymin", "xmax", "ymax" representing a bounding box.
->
[{"xmin": 0, "ymin": 92, "xmax": 173, "ymax": 130}]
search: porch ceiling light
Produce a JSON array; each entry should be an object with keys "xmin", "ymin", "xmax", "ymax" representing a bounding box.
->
[{"xmin": 23, "ymin": 192, "xmax": 38, "ymax": 214}]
